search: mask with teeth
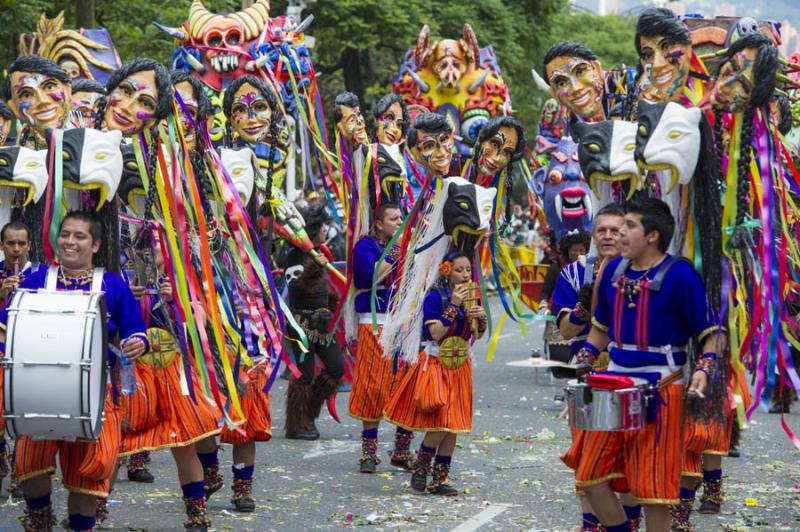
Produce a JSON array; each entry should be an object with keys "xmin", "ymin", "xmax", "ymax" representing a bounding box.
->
[
  {"xmin": 118, "ymin": 142, "xmax": 146, "ymax": 213},
  {"xmin": 0, "ymin": 146, "xmax": 48, "ymax": 206},
  {"xmin": 635, "ymin": 100, "xmax": 701, "ymax": 195},
  {"xmin": 532, "ymin": 136, "xmax": 593, "ymax": 240},
  {"xmin": 573, "ymin": 119, "xmax": 639, "ymax": 206},
  {"xmin": 441, "ymin": 176, "xmax": 496, "ymax": 256},
  {"xmin": 53, "ymin": 128, "xmax": 124, "ymax": 210},
  {"xmin": 368, "ymin": 144, "xmax": 407, "ymax": 212}
]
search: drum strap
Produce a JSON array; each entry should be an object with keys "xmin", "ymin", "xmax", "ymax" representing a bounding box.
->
[{"xmin": 45, "ymin": 266, "xmax": 106, "ymax": 292}]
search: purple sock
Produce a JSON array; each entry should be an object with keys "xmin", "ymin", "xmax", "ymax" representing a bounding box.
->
[
  {"xmin": 24, "ymin": 493, "xmax": 51, "ymax": 509},
  {"xmin": 434, "ymin": 454, "xmax": 452, "ymax": 465},
  {"xmin": 362, "ymin": 428, "xmax": 378, "ymax": 440},
  {"xmin": 582, "ymin": 512, "xmax": 599, "ymax": 527},
  {"xmin": 181, "ymin": 480, "xmax": 205, "ymax": 500},
  {"xmin": 396, "ymin": 427, "xmax": 412, "ymax": 436},
  {"xmin": 623, "ymin": 504, "xmax": 641, "ymax": 521},
  {"xmin": 680, "ymin": 487, "xmax": 697, "ymax": 500},
  {"xmin": 232, "ymin": 464, "xmax": 254, "ymax": 481},
  {"xmin": 68, "ymin": 513, "xmax": 96, "ymax": 531},
  {"xmin": 419, "ymin": 443, "xmax": 435, "ymax": 454},
  {"xmin": 197, "ymin": 449, "xmax": 219, "ymax": 469},
  {"xmin": 604, "ymin": 521, "xmax": 630, "ymax": 532},
  {"xmin": 703, "ymin": 468, "xmax": 722, "ymax": 482}
]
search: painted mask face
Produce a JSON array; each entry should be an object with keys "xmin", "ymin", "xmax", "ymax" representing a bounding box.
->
[
  {"xmin": 573, "ymin": 120, "xmax": 639, "ymax": 200},
  {"xmin": 710, "ymin": 48, "xmax": 758, "ymax": 112},
  {"xmin": 433, "ymin": 42, "xmax": 467, "ymax": 88},
  {"xmin": 545, "ymin": 56, "xmax": 604, "ymax": 120},
  {"xmin": 8, "ymin": 71, "xmax": 71, "ymax": 133},
  {"xmin": 118, "ymin": 142, "xmax": 145, "ymax": 212},
  {"xmin": 230, "ymin": 83, "xmax": 272, "ymax": 143},
  {"xmin": 57, "ymin": 128, "xmax": 124, "ymax": 209},
  {"xmin": 60, "ymin": 60, "xmax": 81, "ymax": 80},
  {"xmin": 104, "ymin": 70, "xmax": 159, "ymax": 136},
  {"xmin": 442, "ymin": 176, "xmax": 497, "ymax": 254},
  {"xmin": 369, "ymin": 144, "xmax": 406, "ymax": 211},
  {"xmin": 220, "ymin": 147, "xmax": 256, "ymax": 204},
  {"xmin": 175, "ymin": 81, "xmax": 200, "ymax": 150},
  {"xmin": 69, "ymin": 91, "xmax": 104, "ymax": 129},
  {"xmin": 0, "ymin": 117, "xmax": 12, "ymax": 146},
  {"xmin": 638, "ymin": 36, "xmax": 692, "ymax": 101},
  {"xmin": 533, "ymin": 136, "xmax": 593, "ymax": 239},
  {"xmin": 412, "ymin": 130, "xmax": 454, "ymax": 177},
  {"xmin": 0, "ymin": 146, "xmax": 48, "ymax": 205},
  {"xmin": 635, "ymin": 101, "xmax": 701, "ymax": 194},
  {"xmin": 336, "ymin": 104, "xmax": 368, "ymax": 145},
  {"xmin": 376, "ymin": 102, "xmax": 405, "ymax": 145},
  {"xmin": 477, "ymin": 126, "xmax": 518, "ymax": 175}
]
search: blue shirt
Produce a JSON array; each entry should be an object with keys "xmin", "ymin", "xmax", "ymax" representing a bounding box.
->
[
  {"xmin": 551, "ymin": 259, "xmax": 591, "ymax": 353},
  {"xmin": 422, "ymin": 286, "xmax": 472, "ymax": 343},
  {"xmin": 353, "ymin": 236, "xmax": 394, "ymax": 314}
]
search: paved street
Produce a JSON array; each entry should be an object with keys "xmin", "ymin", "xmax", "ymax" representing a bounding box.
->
[{"xmin": 2, "ymin": 299, "xmax": 800, "ymax": 531}]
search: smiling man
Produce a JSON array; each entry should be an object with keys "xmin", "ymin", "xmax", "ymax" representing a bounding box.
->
[
  {"xmin": 635, "ymin": 8, "xmax": 693, "ymax": 104},
  {"xmin": 1, "ymin": 56, "xmax": 71, "ymax": 143}
]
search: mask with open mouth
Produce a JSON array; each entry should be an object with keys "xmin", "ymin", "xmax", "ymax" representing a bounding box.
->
[
  {"xmin": 54, "ymin": 128, "xmax": 123, "ymax": 210},
  {"xmin": 635, "ymin": 100, "xmax": 701, "ymax": 196},
  {"xmin": 573, "ymin": 119, "xmax": 639, "ymax": 203},
  {"xmin": 118, "ymin": 142, "xmax": 146, "ymax": 213},
  {"xmin": 0, "ymin": 146, "xmax": 48, "ymax": 206},
  {"xmin": 441, "ymin": 176, "xmax": 496, "ymax": 255},
  {"xmin": 532, "ymin": 136, "xmax": 593, "ymax": 239},
  {"xmin": 220, "ymin": 147, "xmax": 257, "ymax": 205},
  {"xmin": 368, "ymin": 144, "xmax": 407, "ymax": 212}
]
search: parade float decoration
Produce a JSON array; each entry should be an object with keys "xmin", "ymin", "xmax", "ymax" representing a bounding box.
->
[{"xmin": 393, "ymin": 24, "xmax": 512, "ymax": 162}]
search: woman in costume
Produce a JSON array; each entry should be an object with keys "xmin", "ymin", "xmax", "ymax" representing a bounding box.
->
[{"xmin": 383, "ymin": 251, "xmax": 487, "ymax": 495}]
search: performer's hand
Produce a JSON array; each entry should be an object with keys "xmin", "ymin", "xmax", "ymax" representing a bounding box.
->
[
  {"xmin": 0, "ymin": 275, "xmax": 20, "ymax": 297},
  {"xmin": 122, "ymin": 337, "xmax": 147, "ymax": 362},
  {"xmin": 451, "ymin": 283, "xmax": 469, "ymax": 306},
  {"xmin": 158, "ymin": 280, "xmax": 173, "ymax": 303},
  {"xmin": 130, "ymin": 284, "xmax": 147, "ymax": 299},
  {"xmin": 313, "ymin": 252, "xmax": 329, "ymax": 268},
  {"xmin": 467, "ymin": 305, "xmax": 486, "ymax": 319},
  {"xmin": 688, "ymin": 370, "xmax": 708, "ymax": 398}
]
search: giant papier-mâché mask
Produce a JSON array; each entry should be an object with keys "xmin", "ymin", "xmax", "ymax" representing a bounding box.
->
[{"xmin": 441, "ymin": 175, "xmax": 496, "ymax": 255}]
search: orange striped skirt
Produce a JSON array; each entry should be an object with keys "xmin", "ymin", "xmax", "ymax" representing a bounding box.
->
[
  {"xmin": 348, "ymin": 324, "xmax": 398, "ymax": 422},
  {"xmin": 221, "ymin": 363, "xmax": 272, "ymax": 445},
  {"xmin": 383, "ymin": 351, "xmax": 472, "ymax": 433},
  {"xmin": 121, "ymin": 359, "xmax": 222, "ymax": 456},
  {"xmin": 575, "ymin": 384, "xmax": 686, "ymax": 504},
  {"xmin": 682, "ymin": 413, "xmax": 732, "ymax": 477},
  {"xmin": 562, "ymin": 427, "xmax": 629, "ymax": 495},
  {"xmin": 16, "ymin": 391, "xmax": 120, "ymax": 497}
]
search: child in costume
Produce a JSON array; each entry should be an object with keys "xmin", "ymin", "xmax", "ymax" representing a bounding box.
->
[{"xmin": 384, "ymin": 251, "xmax": 486, "ymax": 495}]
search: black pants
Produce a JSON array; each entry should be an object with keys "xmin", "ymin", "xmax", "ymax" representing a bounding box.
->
[{"xmin": 291, "ymin": 336, "xmax": 345, "ymax": 385}]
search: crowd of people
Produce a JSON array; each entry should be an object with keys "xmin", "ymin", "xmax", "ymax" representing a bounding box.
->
[{"xmin": 0, "ymin": 4, "xmax": 797, "ymax": 532}]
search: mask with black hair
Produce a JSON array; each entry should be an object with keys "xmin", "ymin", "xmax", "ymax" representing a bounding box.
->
[
  {"xmin": 334, "ymin": 91, "xmax": 367, "ymax": 146},
  {"xmin": 709, "ymin": 33, "xmax": 778, "ymax": 113},
  {"xmin": 372, "ymin": 93, "xmax": 408, "ymax": 145},
  {"xmin": 635, "ymin": 8, "xmax": 692, "ymax": 102},
  {"xmin": 3, "ymin": 56, "xmax": 72, "ymax": 134},
  {"xmin": 472, "ymin": 115, "xmax": 525, "ymax": 183},
  {"xmin": 543, "ymin": 42, "xmax": 604, "ymax": 120},
  {"xmin": 103, "ymin": 58, "xmax": 172, "ymax": 136}
]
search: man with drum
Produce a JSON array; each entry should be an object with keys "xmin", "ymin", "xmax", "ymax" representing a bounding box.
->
[
  {"xmin": 572, "ymin": 198, "xmax": 723, "ymax": 532},
  {"xmin": 0, "ymin": 211, "xmax": 147, "ymax": 532},
  {"xmin": 0, "ymin": 221, "xmax": 40, "ymax": 497}
]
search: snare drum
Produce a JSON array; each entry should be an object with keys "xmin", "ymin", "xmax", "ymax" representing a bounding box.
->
[
  {"xmin": 565, "ymin": 378, "xmax": 650, "ymax": 431},
  {"xmin": 2, "ymin": 288, "xmax": 108, "ymax": 440}
]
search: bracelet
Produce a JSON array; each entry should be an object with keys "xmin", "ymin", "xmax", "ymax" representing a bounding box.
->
[
  {"xmin": 389, "ymin": 245, "xmax": 401, "ymax": 262},
  {"xmin": 694, "ymin": 356, "xmax": 716, "ymax": 380},
  {"xmin": 569, "ymin": 304, "xmax": 588, "ymax": 325},
  {"xmin": 577, "ymin": 342, "xmax": 600, "ymax": 365},
  {"xmin": 442, "ymin": 303, "xmax": 460, "ymax": 322}
]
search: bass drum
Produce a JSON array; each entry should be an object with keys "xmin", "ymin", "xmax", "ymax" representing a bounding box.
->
[{"xmin": 2, "ymin": 289, "xmax": 108, "ymax": 440}]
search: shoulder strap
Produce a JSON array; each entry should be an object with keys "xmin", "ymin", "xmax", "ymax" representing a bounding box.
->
[
  {"xmin": 610, "ymin": 258, "xmax": 630, "ymax": 284},
  {"xmin": 648, "ymin": 256, "xmax": 690, "ymax": 291},
  {"xmin": 45, "ymin": 265, "xmax": 59, "ymax": 290},
  {"xmin": 91, "ymin": 268, "xmax": 105, "ymax": 292},
  {"xmin": 582, "ymin": 257, "xmax": 597, "ymax": 286}
]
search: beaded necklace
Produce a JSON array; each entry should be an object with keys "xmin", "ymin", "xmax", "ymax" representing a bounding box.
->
[
  {"xmin": 612, "ymin": 256, "xmax": 665, "ymax": 309},
  {"xmin": 58, "ymin": 266, "xmax": 94, "ymax": 288}
]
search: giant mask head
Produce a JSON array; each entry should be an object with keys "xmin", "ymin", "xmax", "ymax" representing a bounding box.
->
[
  {"xmin": 543, "ymin": 42, "xmax": 604, "ymax": 120},
  {"xmin": 2, "ymin": 56, "xmax": 72, "ymax": 135},
  {"xmin": 372, "ymin": 94, "xmax": 408, "ymax": 146},
  {"xmin": 368, "ymin": 144, "xmax": 406, "ymax": 212},
  {"xmin": 573, "ymin": 119, "xmax": 639, "ymax": 201},
  {"xmin": 441, "ymin": 176, "xmax": 496, "ymax": 255},
  {"xmin": 0, "ymin": 146, "xmax": 48, "ymax": 205},
  {"xmin": 709, "ymin": 33, "xmax": 777, "ymax": 113},
  {"xmin": 334, "ymin": 91, "xmax": 368, "ymax": 146},
  {"xmin": 409, "ymin": 112, "xmax": 454, "ymax": 177},
  {"xmin": 54, "ymin": 128, "xmax": 124, "ymax": 209},
  {"xmin": 635, "ymin": 101, "xmax": 701, "ymax": 195},
  {"xmin": 68, "ymin": 78, "xmax": 105, "ymax": 129},
  {"xmin": 223, "ymin": 75, "xmax": 278, "ymax": 145},
  {"xmin": 533, "ymin": 136, "xmax": 593, "ymax": 239},
  {"xmin": 220, "ymin": 147, "xmax": 257, "ymax": 204},
  {"xmin": 118, "ymin": 142, "xmax": 145, "ymax": 212},
  {"xmin": 103, "ymin": 58, "xmax": 172, "ymax": 137},
  {"xmin": 173, "ymin": 71, "xmax": 212, "ymax": 152},
  {"xmin": 473, "ymin": 115, "xmax": 524, "ymax": 181},
  {"xmin": 635, "ymin": 8, "xmax": 693, "ymax": 103}
]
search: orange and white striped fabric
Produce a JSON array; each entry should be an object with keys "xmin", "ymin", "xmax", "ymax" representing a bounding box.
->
[
  {"xmin": 121, "ymin": 358, "xmax": 222, "ymax": 456},
  {"xmin": 221, "ymin": 362, "xmax": 272, "ymax": 445},
  {"xmin": 383, "ymin": 351, "xmax": 472, "ymax": 433},
  {"xmin": 575, "ymin": 384, "xmax": 686, "ymax": 504},
  {"xmin": 16, "ymin": 391, "xmax": 121, "ymax": 497},
  {"xmin": 348, "ymin": 324, "xmax": 397, "ymax": 422}
]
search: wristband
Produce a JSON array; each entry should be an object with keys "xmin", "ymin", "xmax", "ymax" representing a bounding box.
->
[
  {"xmin": 577, "ymin": 341, "xmax": 600, "ymax": 365},
  {"xmin": 694, "ymin": 356, "xmax": 716, "ymax": 379},
  {"xmin": 568, "ymin": 304, "xmax": 588, "ymax": 325}
]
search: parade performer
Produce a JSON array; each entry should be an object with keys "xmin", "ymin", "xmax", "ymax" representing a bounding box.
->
[
  {"xmin": 348, "ymin": 202, "xmax": 414, "ymax": 472},
  {"xmin": 283, "ymin": 206, "xmax": 345, "ymax": 440},
  {"xmin": 2, "ymin": 211, "xmax": 147, "ymax": 532},
  {"xmin": 575, "ymin": 198, "xmax": 723, "ymax": 532}
]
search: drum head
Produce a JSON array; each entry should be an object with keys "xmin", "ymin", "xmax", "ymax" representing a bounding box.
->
[{"xmin": 89, "ymin": 294, "xmax": 109, "ymax": 438}]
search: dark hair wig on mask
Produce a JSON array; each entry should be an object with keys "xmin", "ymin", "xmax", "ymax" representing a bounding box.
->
[
  {"xmin": 1, "ymin": 56, "xmax": 70, "ymax": 101},
  {"xmin": 103, "ymin": 58, "xmax": 172, "ymax": 123},
  {"xmin": 171, "ymin": 70, "xmax": 211, "ymax": 120},
  {"xmin": 333, "ymin": 91, "xmax": 360, "ymax": 124},
  {"xmin": 372, "ymin": 93, "xmax": 410, "ymax": 136},
  {"xmin": 406, "ymin": 112, "xmax": 452, "ymax": 148},
  {"xmin": 71, "ymin": 78, "xmax": 106, "ymax": 96},
  {"xmin": 222, "ymin": 75, "xmax": 278, "ymax": 122},
  {"xmin": 719, "ymin": 33, "xmax": 778, "ymax": 108},
  {"xmin": 472, "ymin": 115, "xmax": 526, "ymax": 166},
  {"xmin": 774, "ymin": 95, "xmax": 792, "ymax": 135},
  {"xmin": 634, "ymin": 8, "xmax": 691, "ymax": 57},
  {"xmin": 542, "ymin": 42, "xmax": 598, "ymax": 83},
  {"xmin": 301, "ymin": 205, "xmax": 329, "ymax": 244},
  {"xmin": 0, "ymin": 100, "xmax": 12, "ymax": 120}
]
